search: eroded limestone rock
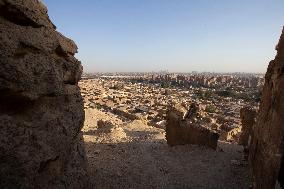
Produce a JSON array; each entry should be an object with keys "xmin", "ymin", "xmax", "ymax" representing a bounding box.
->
[
  {"xmin": 239, "ymin": 107, "xmax": 257, "ymax": 147},
  {"xmin": 0, "ymin": 0, "xmax": 89, "ymax": 188},
  {"xmin": 249, "ymin": 27, "xmax": 284, "ymax": 189},
  {"xmin": 165, "ymin": 107, "xmax": 219, "ymax": 149}
]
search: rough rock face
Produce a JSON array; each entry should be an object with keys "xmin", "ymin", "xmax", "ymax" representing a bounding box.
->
[
  {"xmin": 239, "ymin": 107, "xmax": 257, "ymax": 147},
  {"xmin": 166, "ymin": 107, "xmax": 219, "ymax": 149},
  {"xmin": 0, "ymin": 0, "xmax": 89, "ymax": 188},
  {"xmin": 249, "ymin": 27, "xmax": 284, "ymax": 189}
]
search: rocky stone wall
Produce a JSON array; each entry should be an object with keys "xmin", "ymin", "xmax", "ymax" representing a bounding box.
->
[
  {"xmin": 0, "ymin": 0, "xmax": 89, "ymax": 188},
  {"xmin": 249, "ymin": 27, "xmax": 284, "ymax": 189},
  {"xmin": 239, "ymin": 107, "xmax": 257, "ymax": 147},
  {"xmin": 166, "ymin": 108, "xmax": 219, "ymax": 149}
]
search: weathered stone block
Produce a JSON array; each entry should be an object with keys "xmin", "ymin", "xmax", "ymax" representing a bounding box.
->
[
  {"xmin": 0, "ymin": 0, "xmax": 89, "ymax": 188},
  {"xmin": 166, "ymin": 108, "xmax": 219, "ymax": 150},
  {"xmin": 239, "ymin": 107, "xmax": 257, "ymax": 147}
]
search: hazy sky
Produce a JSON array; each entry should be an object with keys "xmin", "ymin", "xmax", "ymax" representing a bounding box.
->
[{"xmin": 44, "ymin": 0, "xmax": 284, "ymax": 73}]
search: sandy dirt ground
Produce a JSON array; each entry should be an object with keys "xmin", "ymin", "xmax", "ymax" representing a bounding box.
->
[{"xmin": 83, "ymin": 108, "xmax": 249, "ymax": 189}]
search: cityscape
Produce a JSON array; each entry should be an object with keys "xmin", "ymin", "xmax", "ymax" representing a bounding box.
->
[{"xmin": 81, "ymin": 72, "xmax": 263, "ymax": 142}]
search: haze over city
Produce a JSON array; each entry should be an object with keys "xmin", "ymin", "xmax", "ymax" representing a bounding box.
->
[{"xmin": 44, "ymin": 0, "xmax": 284, "ymax": 73}]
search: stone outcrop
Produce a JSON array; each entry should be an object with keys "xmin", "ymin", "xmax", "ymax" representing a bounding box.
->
[
  {"xmin": 0, "ymin": 0, "xmax": 89, "ymax": 188},
  {"xmin": 239, "ymin": 107, "xmax": 257, "ymax": 147},
  {"xmin": 249, "ymin": 27, "xmax": 284, "ymax": 189},
  {"xmin": 165, "ymin": 107, "xmax": 219, "ymax": 149}
]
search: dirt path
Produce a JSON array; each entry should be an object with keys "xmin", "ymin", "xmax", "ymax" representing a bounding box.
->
[{"xmin": 83, "ymin": 108, "xmax": 249, "ymax": 189}]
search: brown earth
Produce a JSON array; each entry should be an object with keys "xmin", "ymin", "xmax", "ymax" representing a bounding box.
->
[{"xmin": 83, "ymin": 107, "xmax": 249, "ymax": 189}]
